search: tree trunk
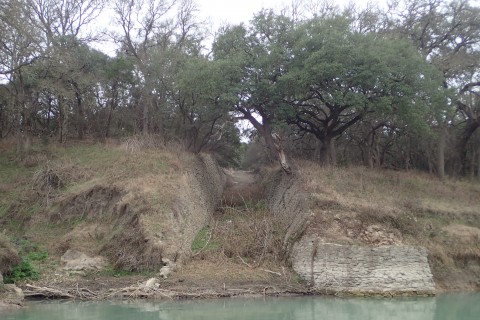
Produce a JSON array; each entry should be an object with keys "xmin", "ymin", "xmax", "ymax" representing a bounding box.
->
[
  {"xmin": 457, "ymin": 120, "xmax": 480, "ymax": 175},
  {"xmin": 374, "ymin": 144, "xmax": 382, "ymax": 168},
  {"xmin": 104, "ymin": 95, "xmax": 116, "ymax": 139},
  {"xmin": 75, "ymin": 91, "xmax": 84, "ymax": 139},
  {"xmin": 0, "ymin": 105, "xmax": 3, "ymax": 138},
  {"xmin": 62, "ymin": 109, "xmax": 68, "ymax": 144},
  {"xmin": 58, "ymin": 98, "xmax": 68, "ymax": 144},
  {"xmin": 58, "ymin": 105, "xmax": 63, "ymax": 143},
  {"xmin": 16, "ymin": 127, "xmax": 24, "ymax": 155},
  {"xmin": 314, "ymin": 139, "xmax": 322, "ymax": 162},
  {"xmin": 142, "ymin": 99, "xmax": 149, "ymax": 134},
  {"xmin": 330, "ymin": 138, "xmax": 337, "ymax": 165},
  {"xmin": 362, "ymin": 143, "xmax": 374, "ymax": 169},
  {"xmin": 272, "ymin": 133, "xmax": 292, "ymax": 174},
  {"xmin": 15, "ymin": 119, "xmax": 31, "ymax": 156},
  {"xmin": 104, "ymin": 104, "xmax": 113, "ymax": 138},
  {"xmin": 243, "ymin": 113, "xmax": 277, "ymax": 163},
  {"xmin": 240, "ymin": 111, "xmax": 290, "ymax": 171},
  {"xmin": 318, "ymin": 137, "xmax": 333, "ymax": 166},
  {"xmin": 477, "ymin": 146, "xmax": 480, "ymax": 180},
  {"xmin": 437, "ymin": 125, "xmax": 446, "ymax": 179},
  {"xmin": 262, "ymin": 126, "xmax": 279, "ymax": 163},
  {"xmin": 470, "ymin": 149, "xmax": 476, "ymax": 179}
]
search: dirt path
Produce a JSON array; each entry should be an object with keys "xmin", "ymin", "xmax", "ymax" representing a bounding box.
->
[
  {"xmin": 225, "ymin": 169, "xmax": 257, "ymax": 186},
  {"xmin": 222, "ymin": 169, "xmax": 263, "ymax": 207}
]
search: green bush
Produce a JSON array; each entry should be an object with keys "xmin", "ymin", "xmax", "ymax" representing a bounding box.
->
[
  {"xmin": 27, "ymin": 250, "xmax": 48, "ymax": 261},
  {"xmin": 3, "ymin": 259, "xmax": 39, "ymax": 283},
  {"xmin": 1, "ymin": 238, "xmax": 47, "ymax": 283}
]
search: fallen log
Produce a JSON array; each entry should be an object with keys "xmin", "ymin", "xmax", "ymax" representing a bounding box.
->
[{"xmin": 23, "ymin": 284, "xmax": 75, "ymax": 299}]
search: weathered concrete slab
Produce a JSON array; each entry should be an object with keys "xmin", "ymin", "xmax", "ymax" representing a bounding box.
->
[{"xmin": 292, "ymin": 235, "xmax": 436, "ymax": 296}]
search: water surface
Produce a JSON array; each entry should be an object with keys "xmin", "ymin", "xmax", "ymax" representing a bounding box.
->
[{"xmin": 2, "ymin": 293, "xmax": 479, "ymax": 320}]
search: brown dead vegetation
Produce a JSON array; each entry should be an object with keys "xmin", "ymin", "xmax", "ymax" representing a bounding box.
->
[
  {"xmin": 183, "ymin": 169, "xmax": 297, "ymax": 287},
  {"xmin": 221, "ymin": 170, "xmax": 264, "ymax": 207},
  {"xmin": 32, "ymin": 181, "xmax": 169, "ymax": 272},
  {"xmin": 0, "ymin": 234, "xmax": 21, "ymax": 274},
  {"xmin": 32, "ymin": 160, "xmax": 90, "ymax": 194},
  {"xmin": 211, "ymin": 205, "xmax": 284, "ymax": 264},
  {"xmin": 1, "ymin": 140, "xmax": 227, "ymax": 280},
  {"xmin": 120, "ymin": 134, "xmax": 169, "ymax": 153}
]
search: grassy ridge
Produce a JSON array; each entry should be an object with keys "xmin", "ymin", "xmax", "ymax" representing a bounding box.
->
[{"xmin": 0, "ymin": 138, "xmax": 191, "ymax": 277}]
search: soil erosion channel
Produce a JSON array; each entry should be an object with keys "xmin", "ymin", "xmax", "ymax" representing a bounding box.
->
[{"xmin": 15, "ymin": 168, "xmax": 304, "ymax": 301}]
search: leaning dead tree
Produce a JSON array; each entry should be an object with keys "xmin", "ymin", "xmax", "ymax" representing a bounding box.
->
[{"xmin": 272, "ymin": 133, "xmax": 292, "ymax": 174}]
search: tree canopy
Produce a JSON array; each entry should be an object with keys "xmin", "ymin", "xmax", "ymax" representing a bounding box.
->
[{"xmin": 1, "ymin": 0, "xmax": 479, "ymax": 176}]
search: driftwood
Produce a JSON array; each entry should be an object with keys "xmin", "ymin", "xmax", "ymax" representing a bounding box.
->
[
  {"xmin": 21, "ymin": 280, "xmax": 309, "ymax": 301},
  {"xmin": 237, "ymin": 256, "xmax": 282, "ymax": 276},
  {"xmin": 23, "ymin": 284, "xmax": 76, "ymax": 299}
]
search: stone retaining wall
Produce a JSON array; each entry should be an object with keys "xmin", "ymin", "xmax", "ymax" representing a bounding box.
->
[
  {"xmin": 263, "ymin": 169, "xmax": 310, "ymax": 254},
  {"xmin": 169, "ymin": 153, "xmax": 226, "ymax": 261},
  {"xmin": 292, "ymin": 235, "xmax": 436, "ymax": 296}
]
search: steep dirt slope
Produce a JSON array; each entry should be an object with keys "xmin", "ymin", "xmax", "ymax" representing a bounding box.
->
[{"xmin": 0, "ymin": 143, "xmax": 225, "ymax": 273}]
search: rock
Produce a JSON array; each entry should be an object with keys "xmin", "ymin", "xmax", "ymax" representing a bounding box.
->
[
  {"xmin": 159, "ymin": 266, "xmax": 171, "ymax": 278},
  {"xmin": 360, "ymin": 224, "xmax": 400, "ymax": 246},
  {"xmin": 144, "ymin": 277, "xmax": 159, "ymax": 288},
  {"xmin": 158, "ymin": 258, "xmax": 175, "ymax": 278},
  {"xmin": 0, "ymin": 284, "xmax": 25, "ymax": 310},
  {"xmin": 61, "ymin": 249, "xmax": 108, "ymax": 271},
  {"xmin": 292, "ymin": 235, "xmax": 436, "ymax": 296},
  {"xmin": 0, "ymin": 271, "xmax": 3, "ymax": 283}
]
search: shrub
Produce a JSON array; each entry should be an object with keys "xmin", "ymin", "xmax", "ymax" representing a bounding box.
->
[
  {"xmin": 213, "ymin": 205, "xmax": 284, "ymax": 264},
  {"xmin": 1, "ymin": 238, "xmax": 47, "ymax": 283},
  {"xmin": 0, "ymin": 234, "xmax": 21, "ymax": 274},
  {"xmin": 3, "ymin": 259, "xmax": 39, "ymax": 283}
]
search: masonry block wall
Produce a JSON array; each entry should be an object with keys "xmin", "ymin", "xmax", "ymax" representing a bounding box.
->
[{"xmin": 292, "ymin": 235, "xmax": 436, "ymax": 296}]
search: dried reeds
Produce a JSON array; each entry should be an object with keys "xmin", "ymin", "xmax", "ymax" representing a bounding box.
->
[{"xmin": 0, "ymin": 234, "xmax": 21, "ymax": 274}]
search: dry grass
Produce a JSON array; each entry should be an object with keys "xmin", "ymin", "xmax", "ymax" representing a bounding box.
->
[
  {"xmin": 214, "ymin": 204, "xmax": 283, "ymax": 264},
  {"xmin": 0, "ymin": 233, "xmax": 21, "ymax": 274},
  {"xmin": 0, "ymin": 140, "xmax": 196, "ymax": 275},
  {"xmin": 221, "ymin": 170, "xmax": 264, "ymax": 207},
  {"xmin": 298, "ymin": 162, "xmax": 480, "ymax": 230},
  {"xmin": 41, "ymin": 147, "xmax": 189, "ymax": 271},
  {"xmin": 182, "ymin": 201, "xmax": 303, "ymax": 290},
  {"xmin": 119, "ymin": 134, "xmax": 187, "ymax": 155},
  {"xmin": 120, "ymin": 134, "xmax": 165, "ymax": 152},
  {"xmin": 191, "ymin": 201, "xmax": 285, "ymax": 273},
  {"xmin": 173, "ymin": 259, "xmax": 277, "ymax": 285}
]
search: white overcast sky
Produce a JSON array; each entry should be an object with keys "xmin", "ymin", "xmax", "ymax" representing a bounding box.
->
[
  {"xmin": 197, "ymin": 0, "xmax": 364, "ymax": 27},
  {"xmin": 92, "ymin": 0, "xmax": 480, "ymax": 55},
  {"xmin": 197, "ymin": 0, "xmax": 480, "ymax": 26},
  {"xmin": 198, "ymin": 0, "xmax": 307, "ymax": 26},
  {"xmin": 92, "ymin": 0, "xmax": 374, "ymax": 56}
]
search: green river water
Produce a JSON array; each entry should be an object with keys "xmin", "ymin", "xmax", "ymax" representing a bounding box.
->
[{"xmin": 1, "ymin": 293, "xmax": 479, "ymax": 320}]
